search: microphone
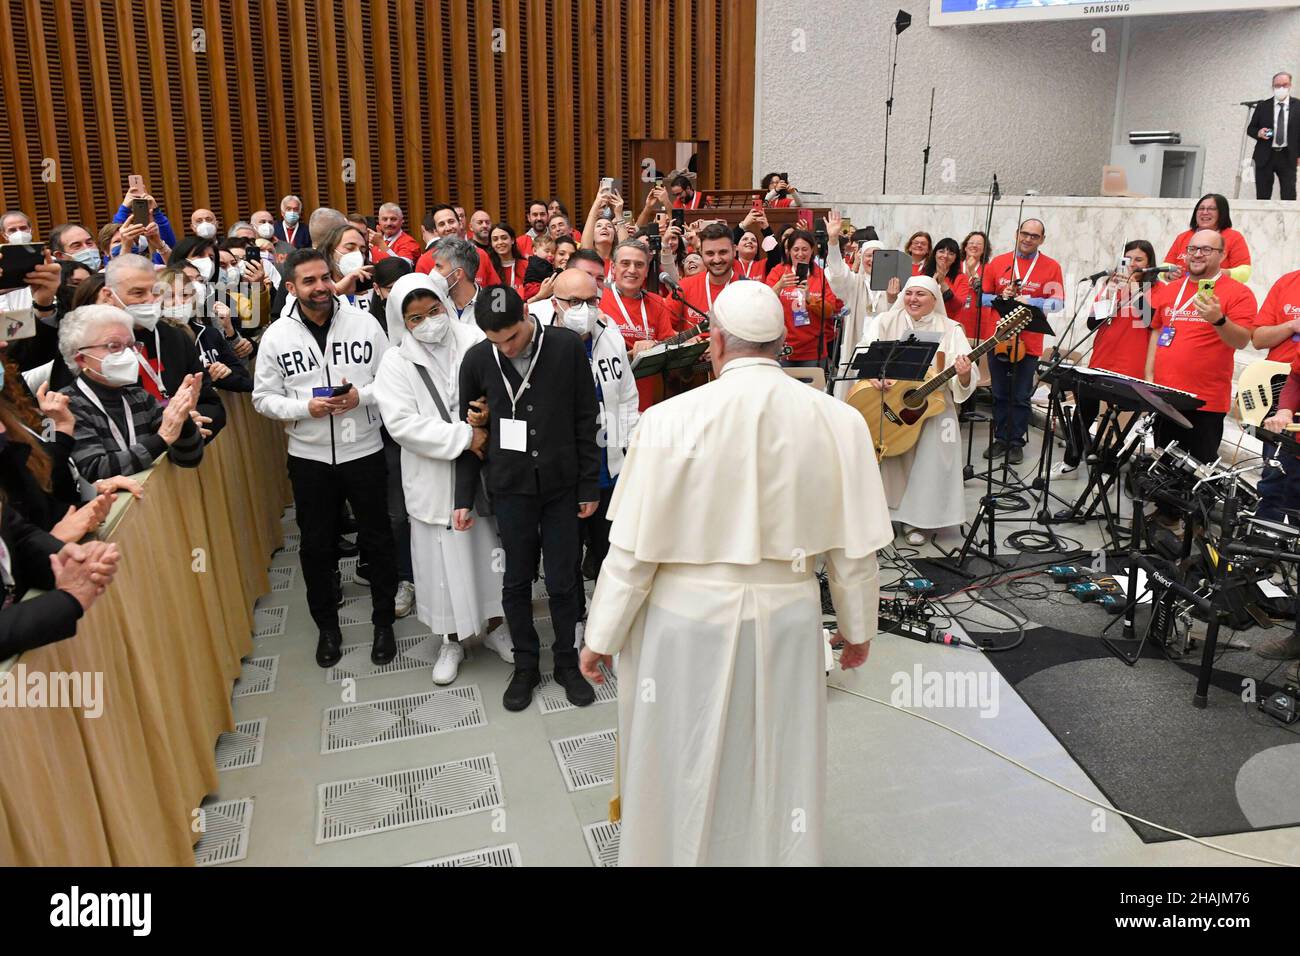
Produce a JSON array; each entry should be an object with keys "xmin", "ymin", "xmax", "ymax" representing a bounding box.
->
[
  {"xmin": 658, "ymin": 271, "xmax": 682, "ymax": 294},
  {"xmin": 1239, "ymin": 99, "xmax": 1266, "ymax": 107},
  {"xmin": 1136, "ymin": 265, "xmax": 1176, "ymax": 277},
  {"xmin": 992, "ymin": 174, "xmax": 1001, "ymax": 201},
  {"xmin": 1080, "ymin": 267, "xmax": 1113, "ymax": 283}
]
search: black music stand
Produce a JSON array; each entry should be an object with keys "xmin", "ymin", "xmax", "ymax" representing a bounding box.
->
[{"xmin": 849, "ymin": 336, "xmax": 941, "ymax": 459}]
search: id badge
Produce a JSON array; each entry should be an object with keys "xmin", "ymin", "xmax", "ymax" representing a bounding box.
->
[
  {"xmin": 500, "ymin": 417, "xmax": 527, "ymax": 452},
  {"xmin": 1157, "ymin": 325, "xmax": 1176, "ymax": 348}
]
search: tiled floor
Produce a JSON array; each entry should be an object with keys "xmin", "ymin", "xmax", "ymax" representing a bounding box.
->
[{"xmin": 201, "ymin": 417, "xmax": 1300, "ymax": 866}]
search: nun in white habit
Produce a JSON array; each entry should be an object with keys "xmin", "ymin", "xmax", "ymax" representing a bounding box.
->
[
  {"xmin": 374, "ymin": 272, "xmax": 512, "ymax": 685},
  {"xmin": 824, "ymin": 230, "xmax": 898, "ymax": 400},
  {"xmin": 579, "ymin": 281, "xmax": 892, "ymax": 866},
  {"xmin": 855, "ymin": 274, "xmax": 975, "ymax": 545}
]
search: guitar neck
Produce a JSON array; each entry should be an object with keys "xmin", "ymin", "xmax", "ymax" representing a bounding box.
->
[
  {"xmin": 911, "ymin": 331, "xmax": 1000, "ymax": 401},
  {"xmin": 667, "ymin": 318, "xmax": 708, "ymax": 345}
]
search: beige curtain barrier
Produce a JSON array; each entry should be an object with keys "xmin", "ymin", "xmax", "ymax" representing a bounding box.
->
[{"xmin": 0, "ymin": 394, "xmax": 290, "ymax": 865}]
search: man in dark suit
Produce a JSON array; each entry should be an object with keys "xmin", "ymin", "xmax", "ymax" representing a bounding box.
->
[
  {"xmin": 273, "ymin": 194, "xmax": 312, "ymax": 248},
  {"xmin": 1249, "ymin": 71, "xmax": 1300, "ymax": 200},
  {"xmin": 454, "ymin": 287, "xmax": 600, "ymax": 712}
]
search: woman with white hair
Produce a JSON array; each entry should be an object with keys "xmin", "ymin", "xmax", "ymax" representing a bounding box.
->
[
  {"xmin": 854, "ymin": 275, "xmax": 974, "ymax": 546},
  {"xmin": 57, "ymin": 304, "xmax": 204, "ymax": 479},
  {"xmin": 373, "ymin": 272, "xmax": 511, "ymax": 686},
  {"xmin": 825, "ymin": 211, "xmax": 900, "ymax": 400}
]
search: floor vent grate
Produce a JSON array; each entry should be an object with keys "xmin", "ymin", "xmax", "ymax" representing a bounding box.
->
[
  {"xmin": 321, "ymin": 686, "xmax": 486, "ymax": 753},
  {"xmin": 550, "ymin": 729, "xmax": 617, "ymax": 792}
]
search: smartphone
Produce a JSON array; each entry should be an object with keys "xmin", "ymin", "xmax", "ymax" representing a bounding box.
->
[
  {"xmin": 1116, "ymin": 255, "xmax": 1131, "ymax": 273},
  {"xmin": 599, "ymin": 176, "xmax": 614, "ymax": 194},
  {"xmin": 752, "ymin": 196, "xmax": 763, "ymax": 211},
  {"xmin": 671, "ymin": 208, "xmax": 685, "ymax": 229},
  {"xmin": 1198, "ymin": 278, "xmax": 1216, "ymax": 297},
  {"xmin": 654, "ymin": 177, "xmax": 663, "ymax": 188},
  {"xmin": 132, "ymin": 197, "xmax": 150, "ymax": 227},
  {"xmin": 0, "ymin": 243, "xmax": 44, "ymax": 293},
  {"xmin": 311, "ymin": 383, "xmax": 355, "ymax": 398},
  {"xmin": 365, "ymin": 216, "xmax": 378, "ymax": 229},
  {"xmin": 128, "ymin": 173, "xmax": 145, "ymax": 194},
  {"xmin": 796, "ymin": 262, "xmax": 810, "ymax": 282}
]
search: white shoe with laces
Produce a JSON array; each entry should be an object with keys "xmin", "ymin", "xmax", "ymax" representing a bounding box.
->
[
  {"xmin": 394, "ymin": 581, "xmax": 416, "ymax": 618},
  {"xmin": 481, "ymin": 625, "xmax": 515, "ymax": 664},
  {"xmin": 1050, "ymin": 462, "xmax": 1078, "ymax": 477},
  {"xmin": 431, "ymin": 639, "xmax": 465, "ymax": 685}
]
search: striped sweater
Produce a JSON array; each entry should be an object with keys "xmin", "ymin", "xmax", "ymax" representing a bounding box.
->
[{"xmin": 61, "ymin": 374, "xmax": 204, "ymax": 479}]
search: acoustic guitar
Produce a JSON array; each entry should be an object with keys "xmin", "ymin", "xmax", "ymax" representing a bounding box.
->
[
  {"xmin": 992, "ymin": 279, "xmax": 1027, "ymax": 362},
  {"xmin": 1236, "ymin": 359, "xmax": 1291, "ymax": 427},
  {"xmin": 847, "ymin": 306, "xmax": 1032, "ymax": 459}
]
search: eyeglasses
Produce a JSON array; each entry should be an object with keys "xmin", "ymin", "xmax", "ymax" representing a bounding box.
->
[
  {"xmin": 1018, "ymin": 231, "xmax": 1044, "ymax": 240},
  {"xmin": 1185, "ymin": 245, "xmax": 1222, "ymax": 256},
  {"xmin": 78, "ymin": 341, "xmax": 141, "ymax": 356},
  {"xmin": 555, "ymin": 295, "xmax": 601, "ymax": 308}
]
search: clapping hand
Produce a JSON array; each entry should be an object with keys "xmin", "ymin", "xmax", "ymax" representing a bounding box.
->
[
  {"xmin": 36, "ymin": 381, "xmax": 75, "ymax": 435},
  {"xmin": 50, "ymin": 493, "xmax": 114, "ymax": 544}
]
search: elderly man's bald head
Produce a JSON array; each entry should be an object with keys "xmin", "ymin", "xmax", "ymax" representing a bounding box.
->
[{"xmin": 552, "ymin": 267, "xmax": 600, "ymax": 307}]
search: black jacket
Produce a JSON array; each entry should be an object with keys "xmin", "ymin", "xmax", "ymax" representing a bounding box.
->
[
  {"xmin": 455, "ymin": 320, "xmax": 600, "ymax": 508},
  {"xmin": 0, "ymin": 503, "xmax": 84, "ymax": 659},
  {"xmin": 274, "ymin": 219, "xmax": 312, "ymax": 249},
  {"xmin": 0, "ymin": 431, "xmax": 79, "ymax": 532},
  {"xmin": 1248, "ymin": 96, "xmax": 1300, "ymax": 163},
  {"xmin": 190, "ymin": 320, "xmax": 254, "ymax": 392}
]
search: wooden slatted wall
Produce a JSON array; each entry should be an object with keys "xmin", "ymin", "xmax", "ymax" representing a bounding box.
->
[{"xmin": 0, "ymin": 0, "xmax": 755, "ymax": 237}]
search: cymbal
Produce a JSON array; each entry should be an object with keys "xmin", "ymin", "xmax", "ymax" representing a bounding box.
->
[{"xmin": 1130, "ymin": 381, "xmax": 1192, "ymax": 430}]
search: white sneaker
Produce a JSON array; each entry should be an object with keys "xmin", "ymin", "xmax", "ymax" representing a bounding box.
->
[
  {"xmin": 481, "ymin": 626, "xmax": 515, "ymax": 664},
  {"xmin": 395, "ymin": 581, "xmax": 416, "ymax": 618},
  {"xmin": 1051, "ymin": 462, "xmax": 1078, "ymax": 477},
  {"xmin": 432, "ymin": 639, "xmax": 464, "ymax": 685}
]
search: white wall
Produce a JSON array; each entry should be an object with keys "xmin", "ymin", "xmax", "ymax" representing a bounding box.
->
[{"xmin": 756, "ymin": 0, "xmax": 1300, "ymax": 202}]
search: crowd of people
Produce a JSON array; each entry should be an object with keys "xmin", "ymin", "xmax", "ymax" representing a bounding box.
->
[{"xmin": 4, "ymin": 156, "xmax": 1300, "ymax": 714}]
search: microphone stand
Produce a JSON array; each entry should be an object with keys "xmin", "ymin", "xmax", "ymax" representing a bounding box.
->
[
  {"xmin": 1233, "ymin": 100, "xmax": 1260, "ymax": 200},
  {"xmin": 882, "ymin": 28, "xmax": 901, "ymax": 194},
  {"xmin": 920, "ymin": 87, "xmax": 936, "ymax": 195}
]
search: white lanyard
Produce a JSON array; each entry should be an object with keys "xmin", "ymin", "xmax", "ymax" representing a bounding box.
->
[
  {"xmin": 739, "ymin": 258, "xmax": 758, "ymax": 279},
  {"xmin": 1013, "ymin": 253, "xmax": 1039, "ymax": 289},
  {"xmin": 135, "ymin": 329, "xmax": 169, "ymax": 398},
  {"xmin": 491, "ymin": 321, "xmax": 544, "ymax": 417},
  {"xmin": 77, "ymin": 377, "xmax": 137, "ymax": 452},
  {"xmin": 612, "ymin": 292, "xmax": 651, "ymax": 339},
  {"xmin": 705, "ymin": 275, "xmax": 730, "ymax": 311},
  {"xmin": 1171, "ymin": 275, "xmax": 1207, "ymax": 318}
]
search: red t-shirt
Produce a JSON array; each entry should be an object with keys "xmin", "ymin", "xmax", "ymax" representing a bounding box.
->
[
  {"xmin": 667, "ymin": 271, "xmax": 732, "ymax": 333},
  {"xmin": 600, "ymin": 287, "xmax": 676, "ymax": 410},
  {"xmin": 982, "ymin": 252, "xmax": 1065, "ymax": 358},
  {"xmin": 1249, "ymin": 268, "xmax": 1300, "ymax": 365},
  {"xmin": 1149, "ymin": 274, "xmax": 1258, "ymax": 414},
  {"xmin": 371, "ymin": 230, "xmax": 422, "ymax": 264},
  {"xmin": 1163, "ymin": 227, "xmax": 1251, "ymax": 272},
  {"xmin": 765, "ymin": 263, "xmax": 844, "ymax": 362},
  {"xmin": 910, "ymin": 260, "xmax": 925, "ymax": 277},
  {"xmin": 672, "ymin": 192, "xmax": 704, "ymax": 210},
  {"xmin": 1088, "ymin": 283, "xmax": 1152, "ymax": 380},
  {"xmin": 734, "ymin": 257, "xmax": 766, "ymax": 282},
  {"xmin": 949, "ymin": 269, "xmax": 995, "ymax": 342}
]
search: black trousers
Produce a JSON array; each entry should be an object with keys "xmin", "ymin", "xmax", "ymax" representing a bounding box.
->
[
  {"xmin": 1063, "ymin": 394, "xmax": 1101, "ymax": 468},
  {"xmin": 493, "ymin": 484, "xmax": 582, "ymax": 671},
  {"xmin": 1255, "ymin": 151, "xmax": 1298, "ymax": 200},
  {"xmin": 575, "ymin": 484, "xmax": 615, "ymax": 621},
  {"xmin": 288, "ymin": 450, "xmax": 397, "ymax": 630},
  {"xmin": 1153, "ymin": 410, "xmax": 1225, "ymax": 518}
]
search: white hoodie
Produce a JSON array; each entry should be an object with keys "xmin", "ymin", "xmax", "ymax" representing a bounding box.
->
[
  {"xmin": 252, "ymin": 296, "xmax": 389, "ymax": 464},
  {"xmin": 575, "ymin": 313, "xmax": 640, "ymax": 477}
]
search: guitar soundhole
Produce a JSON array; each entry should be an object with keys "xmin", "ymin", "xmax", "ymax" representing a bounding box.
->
[{"xmin": 901, "ymin": 389, "xmax": 926, "ymax": 411}]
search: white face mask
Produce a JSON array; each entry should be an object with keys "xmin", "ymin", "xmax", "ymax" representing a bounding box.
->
[
  {"xmin": 410, "ymin": 312, "xmax": 450, "ymax": 345},
  {"xmin": 190, "ymin": 257, "xmax": 215, "ymax": 281},
  {"xmin": 6, "ymin": 230, "xmax": 32, "ymax": 244},
  {"xmin": 255, "ymin": 222, "xmax": 274, "ymax": 239},
  {"xmin": 71, "ymin": 247, "xmax": 102, "ymax": 269},
  {"xmin": 224, "ymin": 264, "xmax": 242, "ymax": 285},
  {"xmin": 559, "ymin": 301, "xmax": 595, "ymax": 337},
  {"xmin": 112, "ymin": 290, "xmax": 161, "ymax": 331},
  {"xmin": 338, "ymin": 250, "xmax": 366, "ymax": 275},
  {"xmin": 97, "ymin": 348, "xmax": 140, "ymax": 386},
  {"xmin": 1276, "ymin": 86, "xmax": 1291, "ymax": 101},
  {"xmin": 195, "ymin": 221, "xmax": 217, "ymax": 239},
  {"xmin": 162, "ymin": 300, "xmax": 195, "ymax": 322},
  {"xmin": 192, "ymin": 279, "xmax": 207, "ymax": 303}
]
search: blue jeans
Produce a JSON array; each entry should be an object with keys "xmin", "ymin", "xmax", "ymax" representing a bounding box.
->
[
  {"xmin": 989, "ymin": 353, "xmax": 1037, "ymax": 447},
  {"xmin": 1256, "ymin": 443, "xmax": 1300, "ymax": 522}
]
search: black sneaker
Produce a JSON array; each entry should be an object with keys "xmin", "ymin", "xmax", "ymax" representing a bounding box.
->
[
  {"xmin": 353, "ymin": 562, "xmax": 371, "ymax": 586},
  {"xmin": 371, "ymin": 625, "xmax": 397, "ymax": 665},
  {"xmin": 337, "ymin": 536, "xmax": 359, "ymax": 558},
  {"xmin": 1007, "ymin": 445, "xmax": 1024, "ymax": 465},
  {"xmin": 553, "ymin": 665, "xmax": 595, "ymax": 707},
  {"xmin": 316, "ymin": 628, "xmax": 343, "ymax": 668},
  {"xmin": 503, "ymin": 668, "xmax": 541, "ymax": 712},
  {"xmin": 983, "ymin": 440, "xmax": 1008, "ymax": 459}
]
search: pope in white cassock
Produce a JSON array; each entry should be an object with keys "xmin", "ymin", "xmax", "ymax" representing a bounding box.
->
[
  {"xmin": 578, "ymin": 280, "xmax": 893, "ymax": 866},
  {"xmin": 854, "ymin": 275, "xmax": 975, "ymax": 545}
]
